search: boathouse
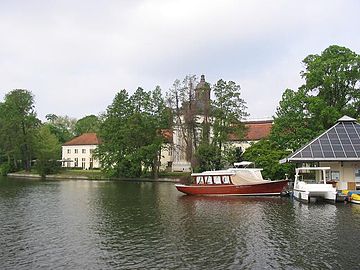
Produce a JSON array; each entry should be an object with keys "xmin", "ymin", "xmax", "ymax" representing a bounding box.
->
[{"xmin": 280, "ymin": 116, "xmax": 360, "ymax": 190}]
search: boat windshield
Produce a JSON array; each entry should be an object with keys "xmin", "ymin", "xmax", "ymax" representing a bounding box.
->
[{"xmin": 295, "ymin": 168, "xmax": 329, "ymax": 184}]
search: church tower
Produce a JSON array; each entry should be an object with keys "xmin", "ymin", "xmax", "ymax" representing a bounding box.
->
[{"xmin": 194, "ymin": 74, "xmax": 211, "ymax": 113}]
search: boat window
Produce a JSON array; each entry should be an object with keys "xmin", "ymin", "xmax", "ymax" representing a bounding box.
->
[
  {"xmin": 213, "ymin": 176, "xmax": 221, "ymax": 184},
  {"xmin": 222, "ymin": 175, "xmax": 230, "ymax": 184},
  {"xmin": 196, "ymin": 176, "xmax": 204, "ymax": 184},
  {"xmin": 205, "ymin": 176, "xmax": 213, "ymax": 184}
]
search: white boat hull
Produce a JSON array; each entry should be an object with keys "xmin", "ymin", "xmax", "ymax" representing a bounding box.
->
[{"xmin": 293, "ymin": 188, "xmax": 337, "ymax": 203}]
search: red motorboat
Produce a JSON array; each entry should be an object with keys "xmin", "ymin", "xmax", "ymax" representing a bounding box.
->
[{"xmin": 175, "ymin": 162, "xmax": 288, "ymax": 196}]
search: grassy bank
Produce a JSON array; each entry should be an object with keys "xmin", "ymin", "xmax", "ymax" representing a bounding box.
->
[{"xmin": 9, "ymin": 169, "xmax": 189, "ymax": 182}]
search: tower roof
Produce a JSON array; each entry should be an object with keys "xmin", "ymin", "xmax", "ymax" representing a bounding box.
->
[{"xmin": 196, "ymin": 74, "xmax": 208, "ymax": 89}]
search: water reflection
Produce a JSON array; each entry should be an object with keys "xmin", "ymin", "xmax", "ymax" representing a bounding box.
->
[{"xmin": 0, "ymin": 177, "xmax": 360, "ymax": 269}]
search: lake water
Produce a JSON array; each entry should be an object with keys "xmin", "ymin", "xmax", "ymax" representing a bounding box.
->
[{"xmin": 0, "ymin": 177, "xmax": 359, "ymax": 269}]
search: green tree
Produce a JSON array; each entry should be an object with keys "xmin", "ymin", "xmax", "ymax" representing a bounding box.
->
[
  {"xmin": 33, "ymin": 125, "xmax": 61, "ymax": 178},
  {"xmin": 242, "ymin": 140, "xmax": 295, "ymax": 180},
  {"xmin": 0, "ymin": 89, "xmax": 39, "ymax": 171},
  {"xmin": 45, "ymin": 114, "xmax": 77, "ymax": 143},
  {"xmin": 74, "ymin": 115, "xmax": 99, "ymax": 136},
  {"xmin": 270, "ymin": 88, "xmax": 320, "ymax": 151},
  {"xmin": 209, "ymin": 79, "xmax": 248, "ymax": 168},
  {"xmin": 301, "ymin": 45, "xmax": 360, "ymax": 118},
  {"xmin": 97, "ymin": 87, "xmax": 169, "ymax": 178},
  {"xmin": 271, "ymin": 45, "xmax": 360, "ymax": 152}
]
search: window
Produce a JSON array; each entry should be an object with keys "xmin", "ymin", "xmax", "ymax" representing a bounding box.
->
[
  {"xmin": 205, "ymin": 176, "xmax": 213, "ymax": 184},
  {"xmin": 196, "ymin": 176, "xmax": 204, "ymax": 184},
  {"xmin": 355, "ymin": 168, "xmax": 360, "ymax": 182},
  {"xmin": 82, "ymin": 158, "xmax": 86, "ymax": 169},
  {"xmin": 90, "ymin": 158, "xmax": 93, "ymax": 169},
  {"xmin": 331, "ymin": 171, "xmax": 340, "ymax": 181},
  {"xmin": 213, "ymin": 176, "xmax": 221, "ymax": 184},
  {"xmin": 82, "ymin": 149, "xmax": 86, "ymax": 154},
  {"xmin": 74, "ymin": 158, "xmax": 78, "ymax": 167},
  {"xmin": 74, "ymin": 149, "xmax": 78, "ymax": 154},
  {"xmin": 90, "ymin": 149, "xmax": 94, "ymax": 154},
  {"xmin": 67, "ymin": 149, "xmax": 71, "ymax": 154},
  {"xmin": 222, "ymin": 175, "xmax": 230, "ymax": 184}
]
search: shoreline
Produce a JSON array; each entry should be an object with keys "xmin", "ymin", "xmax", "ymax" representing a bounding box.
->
[{"xmin": 6, "ymin": 173, "xmax": 181, "ymax": 183}]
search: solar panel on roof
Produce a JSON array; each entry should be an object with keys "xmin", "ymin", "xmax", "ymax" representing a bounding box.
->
[
  {"xmin": 312, "ymin": 151, "xmax": 324, "ymax": 158},
  {"xmin": 287, "ymin": 117, "xmax": 360, "ymax": 161},
  {"xmin": 323, "ymin": 151, "xmax": 335, "ymax": 158}
]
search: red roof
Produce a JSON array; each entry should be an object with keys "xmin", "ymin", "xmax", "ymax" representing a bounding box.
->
[
  {"xmin": 244, "ymin": 121, "xmax": 272, "ymax": 140},
  {"xmin": 228, "ymin": 120, "xmax": 273, "ymax": 141},
  {"xmin": 63, "ymin": 133, "xmax": 101, "ymax": 146},
  {"xmin": 160, "ymin": 129, "xmax": 173, "ymax": 143}
]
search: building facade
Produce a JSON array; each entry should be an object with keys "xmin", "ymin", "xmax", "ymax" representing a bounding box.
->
[
  {"xmin": 61, "ymin": 133, "xmax": 101, "ymax": 169},
  {"xmin": 228, "ymin": 119, "xmax": 273, "ymax": 153}
]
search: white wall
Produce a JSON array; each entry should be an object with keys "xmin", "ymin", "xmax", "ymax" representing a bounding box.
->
[
  {"xmin": 319, "ymin": 161, "xmax": 360, "ymax": 190},
  {"xmin": 61, "ymin": 145, "xmax": 100, "ymax": 169}
]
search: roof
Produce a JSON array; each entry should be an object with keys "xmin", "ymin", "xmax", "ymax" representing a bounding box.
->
[
  {"xmin": 281, "ymin": 116, "xmax": 360, "ymax": 163},
  {"xmin": 160, "ymin": 129, "xmax": 173, "ymax": 143},
  {"xmin": 63, "ymin": 133, "xmax": 101, "ymax": 146},
  {"xmin": 228, "ymin": 120, "xmax": 273, "ymax": 141}
]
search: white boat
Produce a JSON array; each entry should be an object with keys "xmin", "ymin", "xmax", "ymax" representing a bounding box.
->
[{"xmin": 293, "ymin": 167, "xmax": 337, "ymax": 203}]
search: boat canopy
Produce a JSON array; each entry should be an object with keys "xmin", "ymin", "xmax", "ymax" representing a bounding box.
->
[{"xmin": 231, "ymin": 169, "xmax": 270, "ymax": 185}]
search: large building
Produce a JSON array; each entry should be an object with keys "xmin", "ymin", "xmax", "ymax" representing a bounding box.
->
[
  {"xmin": 61, "ymin": 133, "xmax": 101, "ymax": 169},
  {"xmin": 281, "ymin": 116, "xmax": 360, "ymax": 190},
  {"xmin": 228, "ymin": 119, "xmax": 273, "ymax": 153},
  {"xmin": 169, "ymin": 75, "xmax": 272, "ymax": 172}
]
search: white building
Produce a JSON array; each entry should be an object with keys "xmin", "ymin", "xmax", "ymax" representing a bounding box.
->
[{"xmin": 61, "ymin": 133, "xmax": 101, "ymax": 169}]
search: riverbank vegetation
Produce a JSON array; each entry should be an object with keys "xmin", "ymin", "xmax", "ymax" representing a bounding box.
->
[{"xmin": 0, "ymin": 45, "xmax": 359, "ymax": 180}]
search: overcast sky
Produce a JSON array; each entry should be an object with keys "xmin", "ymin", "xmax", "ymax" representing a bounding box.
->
[{"xmin": 1, "ymin": 0, "xmax": 359, "ymax": 121}]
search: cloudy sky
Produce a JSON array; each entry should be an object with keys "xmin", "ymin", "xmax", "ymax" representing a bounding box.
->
[{"xmin": 1, "ymin": 0, "xmax": 359, "ymax": 121}]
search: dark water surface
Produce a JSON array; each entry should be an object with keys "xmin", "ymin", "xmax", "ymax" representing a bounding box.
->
[{"xmin": 0, "ymin": 177, "xmax": 360, "ymax": 270}]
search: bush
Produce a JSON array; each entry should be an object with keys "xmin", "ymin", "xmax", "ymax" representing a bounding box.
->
[
  {"xmin": 0, "ymin": 163, "xmax": 11, "ymax": 176},
  {"xmin": 35, "ymin": 160, "xmax": 61, "ymax": 178}
]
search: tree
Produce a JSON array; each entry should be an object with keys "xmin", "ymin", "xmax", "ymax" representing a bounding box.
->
[
  {"xmin": 271, "ymin": 45, "xmax": 360, "ymax": 152},
  {"xmin": 74, "ymin": 115, "xmax": 100, "ymax": 136},
  {"xmin": 241, "ymin": 140, "xmax": 295, "ymax": 180},
  {"xmin": 33, "ymin": 125, "xmax": 61, "ymax": 178},
  {"xmin": 210, "ymin": 79, "xmax": 248, "ymax": 168},
  {"xmin": 301, "ymin": 45, "xmax": 360, "ymax": 119},
  {"xmin": 45, "ymin": 114, "xmax": 77, "ymax": 143},
  {"xmin": 96, "ymin": 87, "xmax": 169, "ymax": 178},
  {"xmin": 166, "ymin": 75, "xmax": 199, "ymax": 166},
  {"xmin": 270, "ymin": 88, "xmax": 320, "ymax": 151},
  {"xmin": 0, "ymin": 89, "xmax": 39, "ymax": 171}
]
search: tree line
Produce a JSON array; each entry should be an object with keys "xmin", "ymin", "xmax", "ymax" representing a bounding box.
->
[{"xmin": 0, "ymin": 44, "xmax": 359, "ymax": 180}]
